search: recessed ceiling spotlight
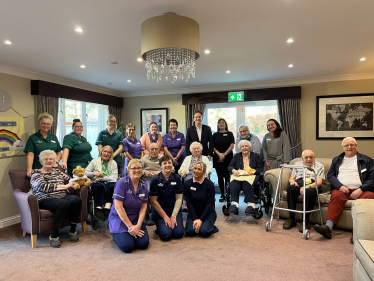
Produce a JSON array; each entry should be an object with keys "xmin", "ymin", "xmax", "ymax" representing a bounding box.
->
[
  {"xmin": 204, "ymin": 49, "xmax": 210, "ymax": 54},
  {"xmin": 127, "ymin": 80, "xmax": 131, "ymax": 82},
  {"xmin": 110, "ymin": 61, "xmax": 119, "ymax": 64},
  {"xmin": 288, "ymin": 64, "xmax": 294, "ymax": 68},
  {"xmin": 360, "ymin": 57, "xmax": 366, "ymax": 61},
  {"xmin": 4, "ymin": 40, "xmax": 12, "ymax": 45},
  {"xmin": 137, "ymin": 58, "xmax": 143, "ymax": 62},
  {"xmin": 80, "ymin": 65, "xmax": 86, "ymax": 68},
  {"xmin": 287, "ymin": 38, "xmax": 294, "ymax": 43},
  {"xmin": 75, "ymin": 27, "xmax": 83, "ymax": 33},
  {"xmin": 226, "ymin": 70, "xmax": 231, "ymax": 74}
]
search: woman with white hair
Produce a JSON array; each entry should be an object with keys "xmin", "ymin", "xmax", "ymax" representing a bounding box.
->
[
  {"xmin": 85, "ymin": 145, "xmax": 118, "ymax": 220},
  {"xmin": 30, "ymin": 150, "xmax": 81, "ymax": 248},
  {"xmin": 179, "ymin": 141, "xmax": 212, "ymax": 182},
  {"xmin": 227, "ymin": 140, "xmax": 262, "ymax": 215}
]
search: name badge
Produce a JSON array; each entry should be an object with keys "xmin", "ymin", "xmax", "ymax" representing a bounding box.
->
[
  {"xmin": 51, "ymin": 140, "xmax": 56, "ymax": 143},
  {"xmin": 171, "ymin": 182, "xmax": 176, "ymax": 185},
  {"xmin": 190, "ymin": 187, "xmax": 196, "ymax": 191},
  {"xmin": 139, "ymin": 194, "xmax": 145, "ymax": 197},
  {"xmin": 267, "ymin": 139, "xmax": 271, "ymax": 141},
  {"xmin": 223, "ymin": 134, "xmax": 227, "ymax": 136},
  {"xmin": 361, "ymin": 168, "xmax": 367, "ymax": 173},
  {"xmin": 177, "ymin": 138, "xmax": 181, "ymax": 141},
  {"xmin": 168, "ymin": 138, "xmax": 171, "ymax": 140},
  {"xmin": 137, "ymin": 142, "xmax": 141, "ymax": 145}
]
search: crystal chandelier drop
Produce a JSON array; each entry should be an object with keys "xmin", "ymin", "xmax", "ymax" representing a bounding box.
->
[{"xmin": 141, "ymin": 13, "xmax": 200, "ymax": 84}]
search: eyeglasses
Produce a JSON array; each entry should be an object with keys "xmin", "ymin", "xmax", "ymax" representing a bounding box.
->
[
  {"xmin": 149, "ymin": 148, "xmax": 158, "ymax": 151},
  {"xmin": 343, "ymin": 144, "xmax": 356, "ymax": 148},
  {"xmin": 130, "ymin": 167, "xmax": 143, "ymax": 170},
  {"xmin": 74, "ymin": 126, "xmax": 83, "ymax": 129},
  {"xmin": 239, "ymin": 130, "xmax": 248, "ymax": 133},
  {"xmin": 40, "ymin": 123, "xmax": 51, "ymax": 126},
  {"xmin": 109, "ymin": 121, "xmax": 117, "ymax": 123}
]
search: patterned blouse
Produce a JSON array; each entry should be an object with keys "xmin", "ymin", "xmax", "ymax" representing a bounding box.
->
[
  {"xmin": 30, "ymin": 168, "xmax": 71, "ymax": 202},
  {"xmin": 188, "ymin": 155, "xmax": 202, "ymax": 171}
]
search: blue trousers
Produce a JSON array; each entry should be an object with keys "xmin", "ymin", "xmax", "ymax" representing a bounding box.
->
[
  {"xmin": 111, "ymin": 223, "xmax": 149, "ymax": 253},
  {"xmin": 185, "ymin": 209, "xmax": 219, "ymax": 238},
  {"xmin": 90, "ymin": 181, "xmax": 115, "ymax": 208},
  {"xmin": 153, "ymin": 210, "xmax": 184, "ymax": 241}
]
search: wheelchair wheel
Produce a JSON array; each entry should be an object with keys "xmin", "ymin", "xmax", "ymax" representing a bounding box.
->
[
  {"xmin": 303, "ymin": 229, "xmax": 310, "ymax": 240},
  {"xmin": 92, "ymin": 219, "xmax": 98, "ymax": 231},
  {"xmin": 265, "ymin": 222, "xmax": 271, "ymax": 231},
  {"xmin": 222, "ymin": 205, "xmax": 230, "ymax": 216},
  {"xmin": 252, "ymin": 209, "xmax": 263, "ymax": 220}
]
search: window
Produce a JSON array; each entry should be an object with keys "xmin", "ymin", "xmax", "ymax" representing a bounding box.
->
[
  {"xmin": 56, "ymin": 99, "xmax": 108, "ymax": 158},
  {"xmin": 204, "ymin": 100, "xmax": 278, "ymax": 185}
]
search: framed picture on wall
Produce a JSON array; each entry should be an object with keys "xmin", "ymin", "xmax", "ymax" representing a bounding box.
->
[
  {"xmin": 316, "ymin": 93, "xmax": 374, "ymax": 139},
  {"xmin": 140, "ymin": 108, "xmax": 169, "ymax": 136}
]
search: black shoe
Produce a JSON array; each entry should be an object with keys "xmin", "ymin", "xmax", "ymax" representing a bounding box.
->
[
  {"xmin": 228, "ymin": 204, "xmax": 238, "ymax": 215},
  {"xmin": 95, "ymin": 208, "xmax": 105, "ymax": 221},
  {"xmin": 103, "ymin": 208, "xmax": 110, "ymax": 219},
  {"xmin": 145, "ymin": 217, "xmax": 156, "ymax": 226},
  {"xmin": 314, "ymin": 224, "xmax": 332, "ymax": 239},
  {"xmin": 244, "ymin": 206, "xmax": 256, "ymax": 215},
  {"xmin": 283, "ymin": 219, "xmax": 296, "ymax": 230},
  {"xmin": 219, "ymin": 195, "xmax": 225, "ymax": 202}
]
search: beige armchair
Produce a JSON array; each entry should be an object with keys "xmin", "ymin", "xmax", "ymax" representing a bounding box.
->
[
  {"xmin": 352, "ymin": 199, "xmax": 374, "ymax": 280},
  {"xmin": 264, "ymin": 158, "xmax": 354, "ymax": 230}
]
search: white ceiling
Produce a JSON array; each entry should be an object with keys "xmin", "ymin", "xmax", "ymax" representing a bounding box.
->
[{"xmin": 1, "ymin": 0, "xmax": 374, "ymax": 97}]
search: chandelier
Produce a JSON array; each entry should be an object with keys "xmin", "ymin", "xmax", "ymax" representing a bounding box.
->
[{"xmin": 141, "ymin": 13, "xmax": 200, "ymax": 83}]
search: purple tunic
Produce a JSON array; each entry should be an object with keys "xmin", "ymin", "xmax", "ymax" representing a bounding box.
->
[
  {"xmin": 108, "ymin": 176, "xmax": 148, "ymax": 233},
  {"xmin": 123, "ymin": 136, "xmax": 144, "ymax": 172},
  {"xmin": 162, "ymin": 131, "xmax": 186, "ymax": 165}
]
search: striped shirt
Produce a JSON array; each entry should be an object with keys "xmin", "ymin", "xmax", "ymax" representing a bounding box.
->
[{"xmin": 30, "ymin": 168, "xmax": 70, "ymax": 201}]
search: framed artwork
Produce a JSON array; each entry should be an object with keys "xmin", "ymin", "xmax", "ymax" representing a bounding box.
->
[
  {"xmin": 316, "ymin": 93, "xmax": 374, "ymax": 139},
  {"xmin": 140, "ymin": 108, "xmax": 169, "ymax": 136}
]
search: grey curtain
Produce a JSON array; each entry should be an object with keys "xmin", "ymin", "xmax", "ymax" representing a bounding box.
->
[
  {"xmin": 108, "ymin": 106, "xmax": 122, "ymax": 124},
  {"xmin": 35, "ymin": 95, "xmax": 59, "ymax": 135},
  {"xmin": 185, "ymin": 104, "xmax": 206, "ymax": 129},
  {"xmin": 277, "ymin": 99, "xmax": 302, "ymax": 160}
]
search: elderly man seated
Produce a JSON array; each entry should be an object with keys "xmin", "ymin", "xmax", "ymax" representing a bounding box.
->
[
  {"xmin": 141, "ymin": 143, "xmax": 173, "ymax": 226},
  {"xmin": 283, "ymin": 149, "xmax": 325, "ymax": 232},
  {"xmin": 228, "ymin": 140, "xmax": 262, "ymax": 215},
  {"xmin": 235, "ymin": 125, "xmax": 262, "ymax": 155},
  {"xmin": 314, "ymin": 137, "xmax": 374, "ymax": 240}
]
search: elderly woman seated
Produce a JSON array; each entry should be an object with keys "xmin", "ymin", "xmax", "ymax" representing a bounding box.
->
[
  {"xmin": 227, "ymin": 140, "xmax": 262, "ymax": 216},
  {"xmin": 179, "ymin": 142, "xmax": 212, "ymax": 182},
  {"xmin": 85, "ymin": 145, "xmax": 118, "ymax": 220},
  {"xmin": 30, "ymin": 150, "xmax": 81, "ymax": 248}
]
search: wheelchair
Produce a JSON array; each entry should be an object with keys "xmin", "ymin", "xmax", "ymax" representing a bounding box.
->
[
  {"xmin": 87, "ymin": 185, "xmax": 108, "ymax": 231},
  {"xmin": 222, "ymin": 173, "xmax": 271, "ymax": 219}
]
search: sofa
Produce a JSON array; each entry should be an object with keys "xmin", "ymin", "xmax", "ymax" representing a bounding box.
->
[
  {"xmin": 352, "ymin": 199, "xmax": 374, "ymax": 280},
  {"xmin": 264, "ymin": 157, "xmax": 353, "ymax": 230}
]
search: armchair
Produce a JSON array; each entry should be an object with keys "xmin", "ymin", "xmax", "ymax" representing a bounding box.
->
[{"xmin": 8, "ymin": 170, "xmax": 88, "ymax": 248}]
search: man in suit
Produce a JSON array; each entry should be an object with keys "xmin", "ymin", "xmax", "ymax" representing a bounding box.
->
[{"xmin": 185, "ymin": 111, "xmax": 213, "ymax": 160}]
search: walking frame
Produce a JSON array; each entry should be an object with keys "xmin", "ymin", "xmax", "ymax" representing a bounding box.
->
[{"xmin": 265, "ymin": 164, "xmax": 323, "ymax": 240}]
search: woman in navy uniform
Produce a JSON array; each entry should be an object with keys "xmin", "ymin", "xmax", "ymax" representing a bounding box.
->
[{"xmin": 150, "ymin": 155, "xmax": 184, "ymax": 241}]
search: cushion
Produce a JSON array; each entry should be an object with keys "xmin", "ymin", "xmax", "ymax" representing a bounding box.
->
[{"xmin": 39, "ymin": 209, "xmax": 54, "ymax": 220}]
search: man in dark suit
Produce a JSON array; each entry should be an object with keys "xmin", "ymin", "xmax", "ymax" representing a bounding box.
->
[{"xmin": 185, "ymin": 111, "xmax": 213, "ymax": 159}]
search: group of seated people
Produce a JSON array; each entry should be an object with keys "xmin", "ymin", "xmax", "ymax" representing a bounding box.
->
[{"xmin": 24, "ymin": 111, "xmax": 374, "ymax": 252}]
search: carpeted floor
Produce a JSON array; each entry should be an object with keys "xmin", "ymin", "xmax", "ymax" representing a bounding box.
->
[{"xmin": 0, "ymin": 195, "xmax": 353, "ymax": 281}]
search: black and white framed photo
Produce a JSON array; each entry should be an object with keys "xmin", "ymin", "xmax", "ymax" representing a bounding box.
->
[
  {"xmin": 316, "ymin": 93, "xmax": 374, "ymax": 139},
  {"xmin": 140, "ymin": 108, "xmax": 169, "ymax": 136}
]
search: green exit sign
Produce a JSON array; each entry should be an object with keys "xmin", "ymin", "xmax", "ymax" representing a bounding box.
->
[{"xmin": 228, "ymin": 91, "xmax": 244, "ymax": 102}]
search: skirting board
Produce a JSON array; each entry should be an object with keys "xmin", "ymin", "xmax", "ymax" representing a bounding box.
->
[{"xmin": 0, "ymin": 215, "xmax": 21, "ymax": 228}]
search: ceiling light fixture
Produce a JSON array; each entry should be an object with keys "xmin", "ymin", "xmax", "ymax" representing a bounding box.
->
[
  {"xmin": 80, "ymin": 65, "xmax": 86, "ymax": 68},
  {"xmin": 75, "ymin": 27, "xmax": 83, "ymax": 33},
  {"xmin": 4, "ymin": 40, "xmax": 12, "ymax": 45},
  {"xmin": 287, "ymin": 38, "xmax": 294, "ymax": 43},
  {"xmin": 360, "ymin": 57, "xmax": 366, "ymax": 61},
  {"xmin": 288, "ymin": 64, "xmax": 294, "ymax": 68},
  {"xmin": 127, "ymin": 80, "xmax": 131, "ymax": 83},
  {"xmin": 226, "ymin": 70, "xmax": 231, "ymax": 74},
  {"xmin": 141, "ymin": 13, "xmax": 200, "ymax": 83},
  {"xmin": 137, "ymin": 58, "xmax": 143, "ymax": 62},
  {"xmin": 204, "ymin": 49, "xmax": 210, "ymax": 54},
  {"xmin": 110, "ymin": 61, "xmax": 119, "ymax": 64}
]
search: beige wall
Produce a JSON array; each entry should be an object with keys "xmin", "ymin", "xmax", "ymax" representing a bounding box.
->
[
  {"xmin": 0, "ymin": 72, "xmax": 35, "ymax": 220},
  {"xmin": 123, "ymin": 79, "xmax": 374, "ymax": 159}
]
